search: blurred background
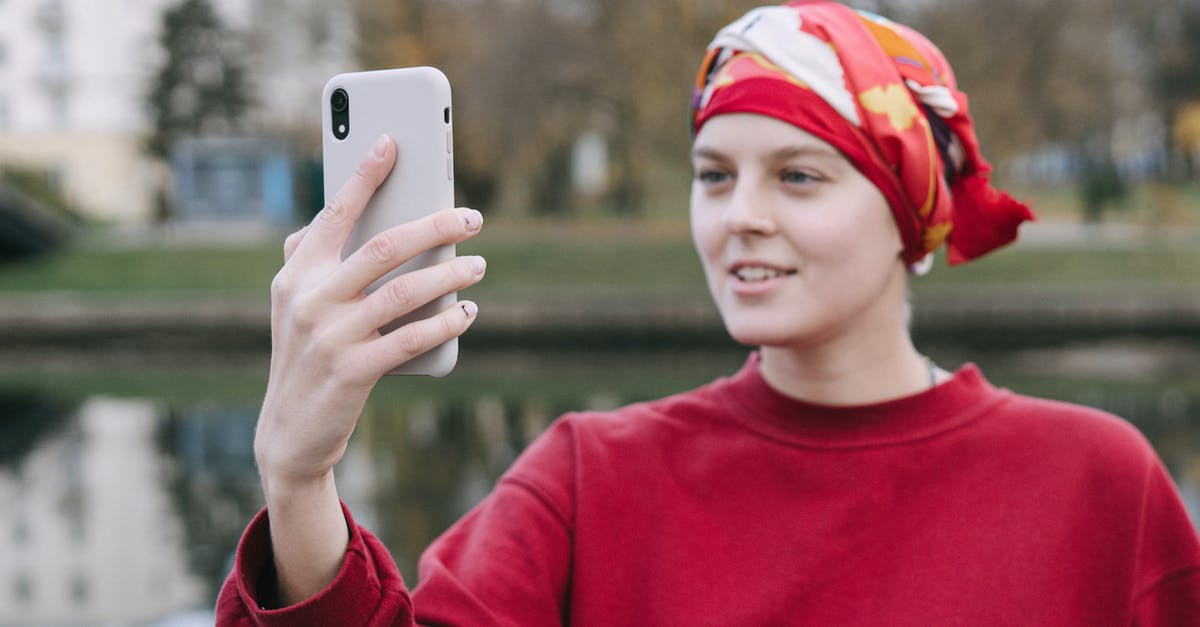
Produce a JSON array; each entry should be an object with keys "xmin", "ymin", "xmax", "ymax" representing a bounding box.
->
[{"xmin": 0, "ymin": 0, "xmax": 1198, "ymax": 624}]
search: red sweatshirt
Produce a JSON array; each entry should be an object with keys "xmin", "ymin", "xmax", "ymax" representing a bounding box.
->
[{"xmin": 218, "ymin": 355, "xmax": 1200, "ymax": 625}]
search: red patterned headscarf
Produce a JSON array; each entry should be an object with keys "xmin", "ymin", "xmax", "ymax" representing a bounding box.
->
[{"xmin": 691, "ymin": 0, "xmax": 1034, "ymax": 269}]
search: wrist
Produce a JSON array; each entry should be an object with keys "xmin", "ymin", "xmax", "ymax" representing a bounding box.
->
[
  {"xmin": 254, "ymin": 418, "xmax": 341, "ymax": 501},
  {"xmin": 260, "ymin": 468, "xmax": 350, "ymax": 607},
  {"xmin": 260, "ymin": 463, "xmax": 336, "ymax": 504}
]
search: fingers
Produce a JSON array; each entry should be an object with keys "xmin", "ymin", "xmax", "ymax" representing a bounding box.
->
[
  {"xmin": 359, "ymin": 300, "xmax": 480, "ymax": 376},
  {"xmin": 292, "ymin": 134, "xmax": 396, "ymax": 264},
  {"xmin": 358, "ymin": 255, "xmax": 486, "ymax": 333},
  {"xmin": 326, "ymin": 207, "xmax": 483, "ymax": 301}
]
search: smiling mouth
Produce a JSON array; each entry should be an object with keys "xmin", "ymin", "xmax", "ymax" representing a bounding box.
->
[{"xmin": 731, "ymin": 265, "xmax": 797, "ymax": 282}]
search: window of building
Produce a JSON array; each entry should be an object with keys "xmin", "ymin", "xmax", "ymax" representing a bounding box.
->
[
  {"xmin": 46, "ymin": 85, "xmax": 68, "ymax": 127},
  {"xmin": 14, "ymin": 573, "xmax": 33, "ymax": 605},
  {"xmin": 37, "ymin": 0, "xmax": 66, "ymax": 32},
  {"xmin": 44, "ymin": 25, "xmax": 67, "ymax": 68},
  {"xmin": 12, "ymin": 514, "xmax": 29, "ymax": 544},
  {"xmin": 70, "ymin": 573, "xmax": 89, "ymax": 606}
]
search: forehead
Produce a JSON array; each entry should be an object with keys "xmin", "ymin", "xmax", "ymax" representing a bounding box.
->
[{"xmin": 691, "ymin": 113, "xmax": 845, "ymax": 161}]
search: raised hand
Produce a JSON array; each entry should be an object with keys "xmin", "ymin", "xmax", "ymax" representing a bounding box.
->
[{"xmin": 253, "ymin": 134, "xmax": 486, "ymax": 605}]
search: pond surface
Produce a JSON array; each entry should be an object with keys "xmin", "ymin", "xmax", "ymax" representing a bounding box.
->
[{"xmin": 0, "ymin": 342, "xmax": 1197, "ymax": 625}]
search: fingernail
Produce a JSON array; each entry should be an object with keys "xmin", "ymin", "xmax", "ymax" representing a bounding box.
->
[
  {"xmin": 461, "ymin": 301, "xmax": 478, "ymax": 318},
  {"xmin": 370, "ymin": 134, "xmax": 390, "ymax": 159},
  {"xmin": 466, "ymin": 255, "xmax": 487, "ymax": 275},
  {"xmin": 461, "ymin": 208, "xmax": 483, "ymax": 232}
]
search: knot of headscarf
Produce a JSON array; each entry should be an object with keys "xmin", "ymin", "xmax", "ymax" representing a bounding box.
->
[{"xmin": 691, "ymin": 0, "xmax": 1034, "ymax": 269}]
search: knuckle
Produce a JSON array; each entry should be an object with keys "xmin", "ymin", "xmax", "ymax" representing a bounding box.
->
[
  {"xmin": 289, "ymin": 292, "xmax": 322, "ymax": 332},
  {"xmin": 353, "ymin": 161, "xmax": 381, "ymax": 188},
  {"xmin": 384, "ymin": 276, "xmax": 418, "ymax": 310},
  {"xmin": 364, "ymin": 233, "xmax": 395, "ymax": 265},
  {"xmin": 321, "ymin": 196, "xmax": 349, "ymax": 225},
  {"xmin": 270, "ymin": 271, "xmax": 294, "ymax": 299},
  {"xmin": 395, "ymin": 326, "xmax": 426, "ymax": 357}
]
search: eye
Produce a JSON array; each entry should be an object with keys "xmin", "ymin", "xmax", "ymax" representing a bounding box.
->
[
  {"xmin": 695, "ymin": 168, "xmax": 732, "ymax": 186},
  {"xmin": 780, "ymin": 169, "xmax": 818, "ymax": 185}
]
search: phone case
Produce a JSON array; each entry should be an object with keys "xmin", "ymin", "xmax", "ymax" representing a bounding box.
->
[{"xmin": 322, "ymin": 67, "xmax": 457, "ymax": 376}]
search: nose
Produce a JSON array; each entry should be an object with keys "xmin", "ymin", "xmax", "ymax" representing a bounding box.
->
[{"xmin": 722, "ymin": 180, "xmax": 776, "ymax": 236}]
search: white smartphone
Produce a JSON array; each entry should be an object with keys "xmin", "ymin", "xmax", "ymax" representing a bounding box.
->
[{"xmin": 321, "ymin": 67, "xmax": 457, "ymax": 376}]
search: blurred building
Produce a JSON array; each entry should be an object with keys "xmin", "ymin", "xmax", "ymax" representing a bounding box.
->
[
  {"xmin": 0, "ymin": 0, "xmax": 354, "ymax": 224},
  {"xmin": 170, "ymin": 136, "xmax": 296, "ymax": 227}
]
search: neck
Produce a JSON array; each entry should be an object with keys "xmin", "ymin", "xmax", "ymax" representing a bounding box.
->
[{"xmin": 758, "ymin": 321, "xmax": 933, "ymax": 407}]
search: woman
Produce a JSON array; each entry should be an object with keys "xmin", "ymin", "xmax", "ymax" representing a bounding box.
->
[{"xmin": 217, "ymin": 2, "xmax": 1200, "ymax": 624}]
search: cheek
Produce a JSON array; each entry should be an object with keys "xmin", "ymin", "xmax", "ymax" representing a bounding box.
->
[
  {"xmin": 689, "ymin": 195, "xmax": 723, "ymax": 266},
  {"xmin": 776, "ymin": 211, "xmax": 860, "ymax": 264},
  {"xmin": 793, "ymin": 190, "xmax": 901, "ymax": 265}
]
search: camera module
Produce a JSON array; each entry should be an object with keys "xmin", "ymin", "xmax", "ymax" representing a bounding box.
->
[{"xmin": 331, "ymin": 88, "xmax": 350, "ymax": 140}]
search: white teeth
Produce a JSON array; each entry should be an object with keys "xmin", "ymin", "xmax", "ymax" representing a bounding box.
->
[{"xmin": 734, "ymin": 266, "xmax": 785, "ymax": 282}]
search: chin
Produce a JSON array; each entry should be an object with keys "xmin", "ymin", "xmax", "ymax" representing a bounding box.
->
[{"xmin": 721, "ymin": 317, "xmax": 804, "ymax": 348}]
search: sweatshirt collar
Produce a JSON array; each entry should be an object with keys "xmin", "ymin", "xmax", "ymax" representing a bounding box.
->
[{"xmin": 719, "ymin": 352, "xmax": 1008, "ymax": 449}]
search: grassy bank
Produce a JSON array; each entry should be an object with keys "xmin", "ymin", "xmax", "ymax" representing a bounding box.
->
[{"xmin": 0, "ymin": 218, "xmax": 1196, "ymax": 303}]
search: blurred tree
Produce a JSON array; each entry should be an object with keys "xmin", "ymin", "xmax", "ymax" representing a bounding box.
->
[
  {"xmin": 144, "ymin": 0, "xmax": 252, "ymax": 160},
  {"xmin": 586, "ymin": 0, "xmax": 758, "ymax": 214},
  {"xmin": 1145, "ymin": 0, "xmax": 1200, "ymax": 178},
  {"xmin": 349, "ymin": 0, "xmax": 1176, "ymax": 216},
  {"xmin": 1079, "ymin": 154, "xmax": 1130, "ymax": 222},
  {"xmin": 0, "ymin": 182, "xmax": 73, "ymax": 261},
  {"xmin": 0, "ymin": 166, "xmax": 81, "ymax": 224},
  {"xmin": 0, "ymin": 167, "xmax": 79, "ymax": 260},
  {"xmin": 352, "ymin": 0, "xmax": 760, "ymax": 216},
  {"xmin": 354, "ymin": 0, "xmax": 596, "ymax": 214},
  {"xmin": 901, "ymin": 0, "xmax": 1128, "ymax": 167}
]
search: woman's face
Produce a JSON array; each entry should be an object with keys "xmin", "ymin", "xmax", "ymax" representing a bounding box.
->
[{"xmin": 689, "ymin": 113, "xmax": 909, "ymax": 350}]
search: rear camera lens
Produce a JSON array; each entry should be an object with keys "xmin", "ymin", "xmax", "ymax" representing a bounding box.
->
[{"xmin": 331, "ymin": 89, "xmax": 348, "ymax": 113}]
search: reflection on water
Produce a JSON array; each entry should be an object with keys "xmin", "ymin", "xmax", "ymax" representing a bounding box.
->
[
  {"xmin": 0, "ymin": 345, "xmax": 1197, "ymax": 625},
  {"xmin": 0, "ymin": 398, "xmax": 207, "ymax": 625}
]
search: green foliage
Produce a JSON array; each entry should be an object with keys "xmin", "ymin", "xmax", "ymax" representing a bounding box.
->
[
  {"xmin": 1078, "ymin": 157, "xmax": 1130, "ymax": 223},
  {"xmin": 1150, "ymin": 3, "xmax": 1200, "ymax": 110},
  {"xmin": 0, "ymin": 242, "xmax": 280, "ymax": 293},
  {"xmin": 144, "ymin": 0, "xmax": 252, "ymax": 159},
  {"xmin": 0, "ymin": 166, "xmax": 84, "ymax": 224},
  {"xmin": 0, "ymin": 168, "xmax": 78, "ymax": 261}
]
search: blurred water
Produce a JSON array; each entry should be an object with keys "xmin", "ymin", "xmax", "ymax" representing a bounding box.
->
[{"xmin": 0, "ymin": 345, "xmax": 1196, "ymax": 625}]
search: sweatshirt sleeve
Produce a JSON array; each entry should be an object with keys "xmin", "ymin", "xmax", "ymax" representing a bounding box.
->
[
  {"xmin": 214, "ymin": 418, "xmax": 578, "ymax": 627},
  {"xmin": 1131, "ymin": 462, "xmax": 1200, "ymax": 627},
  {"xmin": 215, "ymin": 502, "xmax": 414, "ymax": 626}
]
